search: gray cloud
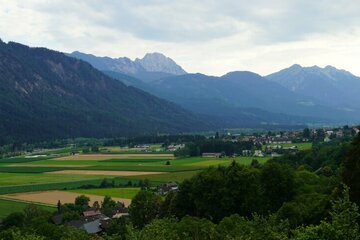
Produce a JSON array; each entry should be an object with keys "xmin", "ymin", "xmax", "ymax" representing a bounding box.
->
[
  {"xmin": 1, "ymin": 0, "xmax": 360, "ymax": 76},
  {"xmin": 28, "ymin": 0, "xmax": 360, "ymax": 43}
]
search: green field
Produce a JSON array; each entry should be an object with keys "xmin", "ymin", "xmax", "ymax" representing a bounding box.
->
[
  {"xmin": 0, "ymin": 149, "xmax": 274, "ymax": 208},
  {"xmin": 174, "ymin": 156, "xmax": 270, "ymax": 166},
  {"xmin": 0, "ymin": 156, "xmax": 55, "ymax": 163},
  {"xmin": 0, "ymin": 198, "xmax": 56, "ymax": 218},
  {"xmin": 0, "ymin": 173, "xmax": 108, "ymax": 186},
  {"xmin": 68, "ymin": 187, "xmax": 141, "ymax": 199}
]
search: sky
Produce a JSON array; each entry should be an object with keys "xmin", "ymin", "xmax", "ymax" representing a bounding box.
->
[{"xmin": 0, "ymin": 0, "xmax": 360, "ymax": 76}]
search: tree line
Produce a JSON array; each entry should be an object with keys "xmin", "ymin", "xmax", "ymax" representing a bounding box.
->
[{"xmin": 174, "ymin": 139, "xmax": 255, "ymax": 157}]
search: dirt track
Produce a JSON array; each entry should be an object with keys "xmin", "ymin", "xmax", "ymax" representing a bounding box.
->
[{"xmin": 1, "ymin": 190, "xmax": 131, "ymax": 207}]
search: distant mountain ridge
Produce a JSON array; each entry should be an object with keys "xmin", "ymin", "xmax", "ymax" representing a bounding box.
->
[
  {"xmin": 70, "ymin": 51, "xmax": 360, "ymax": 126},
  {"xmin": 0, "ymin": 41, "xmax": 206, "ymax": 143},
  {"xmin": 266, "ymin": 64, "xmax": 360, "ymax": 109},
  {"xmin": 144, "ymin": 71, "xmax": 360, "ymax": 124},
  {"xmin": 68, "ymin": 51, "xmax": 186, "ymax": 82}
]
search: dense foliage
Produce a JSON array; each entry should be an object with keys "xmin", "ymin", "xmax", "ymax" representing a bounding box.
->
[
  {"xmin": 175, "ymin": 139, "xmax": 254, "ymax": 157},
  {"xmin": 270, "ymin": 139, "xmax": 351, "ymax": 171},
  {"xmin": 104, "ymin": 135, "xmax": 206, "ymax": 147}
]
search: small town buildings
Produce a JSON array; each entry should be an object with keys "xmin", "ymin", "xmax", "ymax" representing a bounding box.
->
[
  {"xmin": 242, "ymin": 150, "xmax": 252, "ymax": 156},
  {"xmin": 53, "ymin": 206, "xmax": 129, "ymax": 234},
  {"xmin": 157, "ymin": 182, "xmax": 179, "ymax": 195},
  {"xmin": 167, "ymin": 144, "xmax": 185, "ymax": 151},
  {"xmin": 112, "ymin": 206, "xmax": 129, "ymax": 218},
  {"xmin": 202, "ymin": 152, "xmax": 222, "ymax": 158},
  {"xmin": 253, "ymin": 150, "xmax": 264, "ymax": 157},
  {"xmin": 83, "ymin": 209, "xmax": 101, "ymax": 218}
]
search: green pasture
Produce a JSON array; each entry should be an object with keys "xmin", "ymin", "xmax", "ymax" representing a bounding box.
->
[
  {"xmin": 0, "ymin": 156, "xmax": 54, "ymax": 163},
  {"xmin": 68, "ymin": 187, "xmax": 140, "ymax": 199},
  {"xmin": 0, "ymin": 177, "xmax": 139, "ymax": 195},
  {"xmin": 0, "ymin": 166, "xmax": 67, "ymax": 173},
  {"xmin": 0, "ymin": 173, "xmax": 107, "ymax": 186},
  {"xmin": 0, "ymin": 153, "xmax": 271, "ymax": 197},
  {"xmin": 0, "ymin": 155, "xmax": 271, "ymax": 174},
  {"xmin": 0, "ymin": 198, "xmax": 56, "ymax": 219},
  {"xmin": 170, "ymin": 156, "xmax": 270, "ymax": 166}
]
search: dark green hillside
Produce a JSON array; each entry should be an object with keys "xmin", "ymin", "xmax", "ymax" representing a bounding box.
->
[
  {"xmin": 148, "ymin": 72, "xmax": 358, "ymax": 125},
  {"xmin": 0, "ymin": 41, "xmax": 207, "ymax": 144}
]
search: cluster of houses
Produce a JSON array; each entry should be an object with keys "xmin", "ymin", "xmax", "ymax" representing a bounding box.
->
[
  {"xmin": 52, "ymin": 206, "xmax": 129, "ymax": 234},
  {"xmin": 322, "ymin": 127, "xmax": 359, "ymax": 142},
  {"xmin": 264, "ymin": 145, "xmax": 299, "ymax": 157},
  {"xmin": 157, "ymin": 181, "xmax": 179, "ymax": 195},
  {"xmin": 133, "ymin": 144, "xmax": 151, "ymax": 151},
  {"xmin": 202, "ymin": 126, "xmax": 360, "ymax": 158},
  {"xmin": 167, "ymin": 144, "xmax": 185, "ymax": 152},
  {"xmin": 50, "ymin": 182, "xmax": 181, "ymax": 234}
]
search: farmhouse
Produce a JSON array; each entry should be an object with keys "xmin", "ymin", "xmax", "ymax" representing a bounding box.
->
[
  {"xmin": 167, "ymin": 144, "xmax": 185, "ymax": 151},
  {"xmin": 242, "ymin": 150, "xmax": 252, "ymax": 156},
  {"xmin": 202, "ymin": 152, "xmax": 222, "ymax": 158},
  {"xmin": 157, "ymin": 182, "xmax": 179, "ymax": 195},
  {"xmin": 253, "ymin": 150, "xmax": 264, "ymax": 157},
  {"xmin": 112, "ymin": 206, "xmax": 129, "ymax": 218},
  {"xmin": 67, "ymin": 218, "xmax": 104, "ymax": 234},
  {"xmin": 83, "ymin": 209, "xmax": 101, "ymax": 217}
]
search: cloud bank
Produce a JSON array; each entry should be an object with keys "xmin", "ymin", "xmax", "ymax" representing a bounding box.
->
[{"xmin": 1, "ymin": 0, "xmax": 360, "ymax": 76}]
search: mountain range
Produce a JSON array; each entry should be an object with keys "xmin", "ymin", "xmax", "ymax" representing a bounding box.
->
[
  {"xmin": 0, "ymin": 40, "xmax": 206, "ymax": 144},
  {"xmin": 1, "ymin": 40, "xmax": 360, "ymax": 143},
  {"xmin": 267, "ymin": 64, "xmax": 360, "ymax": 109},
  {"xmin": 68, "ymin": 51, "xmax": 186, "ymax": 83},
  {"xmin": 70, "ymin": 51, "xmax": 360, "ymax": 125}
]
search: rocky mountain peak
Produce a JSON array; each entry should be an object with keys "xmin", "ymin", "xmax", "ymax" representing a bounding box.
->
[{"xmin": 135, "ymin": 52, "xmax": 187, "ymax": 75}]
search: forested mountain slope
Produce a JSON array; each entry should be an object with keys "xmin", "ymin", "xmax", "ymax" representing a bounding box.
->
[{"xmin": 0, "ymin": 40, "xmax": 207, "ymax": 143}]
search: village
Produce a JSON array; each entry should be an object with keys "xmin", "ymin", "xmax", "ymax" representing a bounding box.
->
[{"xmin": 200, "ymin": 126, "xmax": 359, "ymax": 159}]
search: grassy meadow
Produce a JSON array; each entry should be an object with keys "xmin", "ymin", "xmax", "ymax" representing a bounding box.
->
[{"xmin": 0, "ymin": 198, "xmax": 56, "ymax": 218}]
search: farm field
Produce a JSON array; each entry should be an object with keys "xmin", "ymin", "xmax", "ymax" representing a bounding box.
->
[
  {"xmin": 165, "ymin": 156, "xmax": 270, "ymax": 167},
  {"xmin": 2, "ymin": 190, "xmax": 132, "ymax": 207},
  {"xmin": 68, "ymin": 187, "xmax": 141, "ymax": 199},
  {"xmin": 0, "ymin": 173, "xmax": 107, "ymax": 186},
  {"xmin": 0, "ymin": 150, "xmax": 273, "ymax": 218},
  {"xmin": 0, "ymin": 198, "xmax": 56, "ymax": 218}
]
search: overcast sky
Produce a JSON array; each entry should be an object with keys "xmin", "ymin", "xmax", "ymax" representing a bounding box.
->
[{"xmin": 1, "ymin": 0, "xmax": 360, "ymax": 76}]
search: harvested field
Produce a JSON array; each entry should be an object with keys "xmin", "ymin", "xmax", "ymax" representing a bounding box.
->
[
  {"xmin": 54, "ymin": 154, "xmax": 174, "ymax": 161},
  {"xmin": 46, "ymin": 170, "xmax": 166, "ymax": 176},
  {"xmin": 1, "ymin": 190, "xmax": 131, "ymax": 207}
]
